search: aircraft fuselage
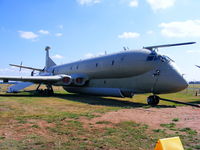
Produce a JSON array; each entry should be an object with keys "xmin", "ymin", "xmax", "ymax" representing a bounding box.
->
[{"xmin": 47, "ymin": 49, "xmax": 188, "ymax": 97}]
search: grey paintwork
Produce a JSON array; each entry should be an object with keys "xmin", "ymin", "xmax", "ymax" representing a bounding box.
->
[{"xmin": 49, "ymin": 49, "xmax": 157, "ymax": 79}]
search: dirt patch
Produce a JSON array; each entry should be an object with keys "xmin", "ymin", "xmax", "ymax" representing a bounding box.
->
[
  {"xmin": 0, "ymin": 119, "xmax": 55, "ymax": 140},
  {"xmin": 81, "ymin": 106, "xmax": 200, "ymax": 133}
]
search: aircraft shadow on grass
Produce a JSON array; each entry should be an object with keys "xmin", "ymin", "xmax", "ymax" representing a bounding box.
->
[
  {"xmin": 0, "ymin": 92, "xmax": 175, "ymax": 108},
  {"xmin": 189, "ymin": 100, "xmax": 200, "ymax": 104}
]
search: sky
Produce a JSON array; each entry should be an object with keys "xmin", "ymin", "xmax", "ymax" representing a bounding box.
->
[{"xmin": 0, "ymin": 0, "xmax": 200, "ymax": 81}]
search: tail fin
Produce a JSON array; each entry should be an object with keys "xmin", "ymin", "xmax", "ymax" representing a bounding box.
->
[{"xmin": 45, "ymin": 46, "xmax": 56, "ymax": 70}]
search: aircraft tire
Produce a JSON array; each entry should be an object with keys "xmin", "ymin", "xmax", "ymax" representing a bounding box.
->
[{"xmin": 147, "ymin": 95, "xmax": 160, "ymax": 106}]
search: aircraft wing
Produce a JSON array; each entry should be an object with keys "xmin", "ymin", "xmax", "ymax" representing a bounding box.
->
[{"xmin": 0, "ymin": 75, "xmax": 71, "ymax": 85}]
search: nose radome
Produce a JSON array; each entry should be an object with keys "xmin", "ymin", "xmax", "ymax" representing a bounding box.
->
[
  {"xmin": 174, "ymin": 75, "xmax": 188, "ymax": 92},
  {"xmin": 153, "ymin": 63, "xmax": 188, "ymax": 94},
  {"xmin": 165, "ymin": 70, "xmax": 188, "ymax": 93}
]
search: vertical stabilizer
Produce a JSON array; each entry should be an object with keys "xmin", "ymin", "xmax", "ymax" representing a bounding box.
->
[{"xmin": 45, "ymin": 46, "xmax": 56, "ymax": 70}]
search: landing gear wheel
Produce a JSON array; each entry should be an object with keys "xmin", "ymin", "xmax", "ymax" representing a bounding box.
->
[
  {"xmin": 147, "ymin": 95, "xmax": 160, "ymax": 106},
  {"xmin": 35, "ymin": 84, "xmax": 54, "ymax": 96}
]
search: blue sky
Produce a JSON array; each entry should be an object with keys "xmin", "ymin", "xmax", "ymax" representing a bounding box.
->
[{"xmin": 0, "ymin": 0, "xmax": 200, "ymax": 81}]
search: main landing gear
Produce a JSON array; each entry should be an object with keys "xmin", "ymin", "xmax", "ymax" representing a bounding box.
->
[
  {"xmin": 35, "ymin": 84, "xmax": 54, "ymax": 96},
  {"xmin": 147, "ymin": 95, "xmax": 160, "ymax": 106}
]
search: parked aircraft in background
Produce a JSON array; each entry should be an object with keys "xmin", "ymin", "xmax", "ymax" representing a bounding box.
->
[
  {"xmin": 0, "ymin": 42, "xmax": 196, "ymax": 106},
  {"xmin": 196, "ymin": 65, "xmax": 200, "ymax": 68}
]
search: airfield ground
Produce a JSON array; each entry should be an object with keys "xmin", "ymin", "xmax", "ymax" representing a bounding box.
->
[{"xmin": 0, "ymin": 85, "xmax": 200, "ymax": 150}]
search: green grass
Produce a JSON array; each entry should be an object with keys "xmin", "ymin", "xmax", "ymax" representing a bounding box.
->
[
  {"xmin": 0, "ymin": 85, "xmax": 199, "ymax": 149},
  {"xmin": 160, "ymin": 123, "xmax": 176, "ymax": 129},
  {"xmin": 96, "ymin": 121, "xmax": 112, "ymax": 124},
  {"xmin": 157, "ymin": 122, "xmax": 200, "ymax": 150},
  {"xmin": 179, "ymin": 127, "xmax": 198, "ymax": 135},
  {"xmin": 172, "ymin": 118, "xmax": 179, "ymax": 122}
]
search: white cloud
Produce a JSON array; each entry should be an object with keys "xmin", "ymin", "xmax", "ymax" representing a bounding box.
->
[
  {"xmin": 186, "ymin": 50, "xmax": 200, "ymax": 54},
  {"xmin": 52, "ymin": 54, "xmax": 64, "ymax": 59},
  {"xmin": 18, "ymin": 31, "xmax": 38, "ymax": 40},
  {"xmin": 77, "ymin": 0, "xmax": 101, "ymax": 5},
  {"xmin": 118, "ymin": 32, "xmax": 140, "ymax": 39},
  {"xmin": 0, "ymin": 67, "xmax": 31, "ymax": 76},
  {"xmin": 55, "ymin": 33, "xmax": 63, "ymax": 37},
  {"xmin": 159, "ymin": 20, "xmax": 200, "ymax": 38},
  {"xmin": 129, "ymin": 0, "xmax": 138, "ymax": 7},
  {"xmin": 84, "ymin": 53, "xmax": 95, "ymax": 59},
  {"xmin": 147, "ymin": 30, "xmax": 154, "ymax": 34},
  {"xmin": 146, "ymin": 0, "xmax": 175, "ymax": 11},
  {"xmin": 38, "ymin": 29, "xmax": 50, "ymax": 35},
  {"xmin": 84, "ymin": 52, "xmax": 105, "ymax": 59},
  {"xmin": 58, "ymin": 25, "xmax": 64, "ymax": 29}
]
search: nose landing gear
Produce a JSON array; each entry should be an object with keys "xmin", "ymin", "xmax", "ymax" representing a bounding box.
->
[{"xmin": 147, "ymin": 95, "xmax": 160, "ymax": 106}]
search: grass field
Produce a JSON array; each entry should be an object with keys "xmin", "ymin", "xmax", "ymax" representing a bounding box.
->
[{"xmin": 0, "ymin": 85, "xmax": 199, "ymax": 150}]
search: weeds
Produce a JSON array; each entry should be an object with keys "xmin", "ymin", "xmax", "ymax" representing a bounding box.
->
[
  {"xmin": 160, "ymin": 123, "xmax": 176, "ymax": 129},
  {"xmin": 172, "ymin": 118, "xmax": 179, "ymax": 122},
  {"xmin": 96, "ymin": 121, "xmax": 112, "ymax": 124},
  {"xmin": 179, "ymin": 128, "xmax": 197, "ymax": 135}
]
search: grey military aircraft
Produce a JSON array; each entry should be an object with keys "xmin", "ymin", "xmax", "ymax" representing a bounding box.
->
[{"xmin": 0, "ymin": 42, "xmax": 195, "ymax": 106}]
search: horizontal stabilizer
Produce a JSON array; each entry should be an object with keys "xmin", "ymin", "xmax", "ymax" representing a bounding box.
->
[
  {"xmin": 10, "ymin": 64, "xmax": 43, "ymax": 72},
  {"xmin": 144, "ymin": 42, "xmax": 196, "ymax": 50}
]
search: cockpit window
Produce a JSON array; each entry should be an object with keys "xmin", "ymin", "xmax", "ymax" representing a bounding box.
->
[
  {"xmin": 146, "ymin": 55, "xmax": 155, "ymax": 61},
  {"xmin": 147, "ymin": 53, "xmax": 174, "ymax": 63},
  {"xmin": 146, "ymin": 52, "xmax": 157, "ymax": 61},
  {"xmin": 161, "ymin": 55, "xmax": 174, "ymax": 63}
]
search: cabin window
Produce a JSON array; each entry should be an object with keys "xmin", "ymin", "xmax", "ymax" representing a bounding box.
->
[
  {"xmin": 121, "ymin": 57, "xmax": 124, "ymax": 61},
  {"xmin": 111, "ymin": 60, "xmax": 115, "ymax": 66},
  {"xmin": 76, "ymin": 65, "xmax": 79, "ymax": 70},
  {"xmin": 96, "ymin": 63, "xmax": 98, "ymax": 67},
  {"xmin": 70, "ymin": 66, "xmax": 72, "ymax": 70},
  {"xmin": 104, "ymin": 80, "xmax": 106, "ymax": 84}
]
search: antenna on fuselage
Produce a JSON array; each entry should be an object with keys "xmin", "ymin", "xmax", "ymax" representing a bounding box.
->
[
  {"xmin": 19, "ymin": 61, "xmax": 23, "ymax": 72},
  {"xmin": 123, "ymin": 47, "xmax": 130, "ymax": 51}
]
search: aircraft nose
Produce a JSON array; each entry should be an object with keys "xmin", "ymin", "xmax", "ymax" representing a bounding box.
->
[
  {"xmin": 173, "ymin": 75, "xmax": 188, "ymax": 92},
  {"xmin": 153, "ymin": 64, "xmax": 188, "ymax": 94}
]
